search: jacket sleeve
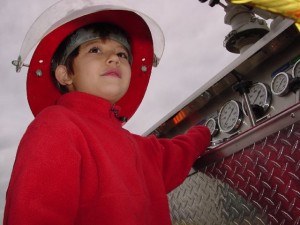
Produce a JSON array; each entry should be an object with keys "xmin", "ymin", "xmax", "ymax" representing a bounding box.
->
[
  {"xmin": 4, "ymin": 112, "xmax": 82, "ymax": 225},
  {"xmin": 142, "ymin": 125, "xmax": 211, "ymax": 193}
]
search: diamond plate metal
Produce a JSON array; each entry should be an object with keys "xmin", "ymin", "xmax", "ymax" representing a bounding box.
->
[
  {"xmin": 168, "ymin": 172, "xmax": 268, "ymax": 225},
  {"xmin": 168, "ymin": 122, "xmax": 300, "ymax": 225}
]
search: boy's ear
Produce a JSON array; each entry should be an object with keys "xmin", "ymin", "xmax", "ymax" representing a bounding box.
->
[{"xmin": 55, "ymin": 65, "xmax": 73, "ymax": 86}]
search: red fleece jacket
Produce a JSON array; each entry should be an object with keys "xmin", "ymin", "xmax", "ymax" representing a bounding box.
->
[{"xmin": 4, "ymin": 92, "xmax": 210, "ymax": 225}]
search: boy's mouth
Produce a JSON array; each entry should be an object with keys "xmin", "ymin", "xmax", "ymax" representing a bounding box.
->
[{"xmin": 102, "ymin": 69, "xmax": 121, "ymax": 78}]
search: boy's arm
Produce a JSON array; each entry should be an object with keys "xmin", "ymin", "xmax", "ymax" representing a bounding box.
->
[
  {"xmin": 146, "ymin": 125, "xmax": 211, "ymax": 193},
  {"xmin": 4, "ymin": 117, "xmax": 81, "ymax": 225}
]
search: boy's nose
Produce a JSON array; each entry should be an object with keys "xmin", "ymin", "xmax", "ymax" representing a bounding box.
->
[{"xmin": 106, "ymin": 52, "xmax": 120, "ymax": 65}]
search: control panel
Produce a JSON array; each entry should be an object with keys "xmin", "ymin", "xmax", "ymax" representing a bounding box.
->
[
  {"xmin": 203, "ymin": 56, "xmax": 300, "ymax": 148},
  {"xmin": 151, "ymin": 21, "xmax": 300, "ymax": 160}
]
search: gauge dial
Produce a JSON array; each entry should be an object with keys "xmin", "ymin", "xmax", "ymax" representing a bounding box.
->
[
  {"xmin": 243, "ymin": 82, "xmax": 272, "ymax": 116},
  {"xmin": 218, "ymin": 100, "xmax": 243, "ymax": 134},
  {"xmin": 292, "ymin": 59, "xmax": 300, "ymax": 77},
  {"xmin": 271, "ymin": 72, "xmax": 292, "ymax": 96},
  {"xmin": 205, "ymin": 117, "xmax": 219, "ymax": 137}
]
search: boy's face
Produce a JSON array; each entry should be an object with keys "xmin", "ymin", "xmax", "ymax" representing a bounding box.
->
[{"xmin": 56, "ymin": 38, "xmax": 131, "ymax": 103}]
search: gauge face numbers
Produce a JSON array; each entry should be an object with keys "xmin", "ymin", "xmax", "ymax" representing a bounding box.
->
[
  {"xmin": 218, "ymin": 100, "xmax": 243, "ymax": 134},
  {"xmin": 205, "ymin": 117, "xmax": 219, "ymax": 137},
  {"xmin": 244, "ymin": 82, "xmax": 272, "ymax": 114},
  {"xmin": 293, "ymin": 59, "xmax": 300, "ymax": 77},
  {"xmin": 271, "ymin": 72, "xmax": 291, "ymax": 96}
]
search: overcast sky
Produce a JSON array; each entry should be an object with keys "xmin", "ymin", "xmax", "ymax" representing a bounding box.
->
[{"xmin": 0, "ymin": 0, "xmax": 237, "ymax": 221}]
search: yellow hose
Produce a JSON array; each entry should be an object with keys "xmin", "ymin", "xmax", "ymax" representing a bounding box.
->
[{"xmin": 230, "ymin": 0, "xmax": 300, "ymax": 30}]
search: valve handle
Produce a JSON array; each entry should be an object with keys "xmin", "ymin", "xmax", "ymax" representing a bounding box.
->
[{"xmin": 232, "ymin": 80, "xmax": 253, "ymax": 95}]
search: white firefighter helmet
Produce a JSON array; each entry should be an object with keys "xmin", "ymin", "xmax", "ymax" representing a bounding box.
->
[{"xmin": 14, "ymin": 0, "xmax": 165, "ymax": 120}]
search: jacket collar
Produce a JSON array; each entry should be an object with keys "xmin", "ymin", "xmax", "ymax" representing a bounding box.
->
[{"xmin": 56, "ymin": 92, "xmax": 123, "ymax": 124}]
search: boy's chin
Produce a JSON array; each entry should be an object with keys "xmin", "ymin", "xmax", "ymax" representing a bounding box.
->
[{"xmin": 95, "ymin": 93, "xmax": 125, "ymax": 104}]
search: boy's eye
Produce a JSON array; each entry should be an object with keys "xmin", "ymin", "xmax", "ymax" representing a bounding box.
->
[
  {"xmin": 117, "ymin": 52, "xmax": 129, "ymax": 60},
  {"xmin": 87, "ymin": 46, "xmax": 129, "ymax": 61},
  {"xmin": 88, "ymin": 47, "xmax": 101, "ymax": 54}
]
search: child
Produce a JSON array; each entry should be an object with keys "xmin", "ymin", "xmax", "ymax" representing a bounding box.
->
[{"xmin": 4, "ymin": 0, "xmax": 211, "ymax": 224}]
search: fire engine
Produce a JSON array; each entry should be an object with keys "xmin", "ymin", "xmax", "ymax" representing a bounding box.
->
[{"xmin": 146, "ymin": 1, "xmax": 300, "ymax": 224}]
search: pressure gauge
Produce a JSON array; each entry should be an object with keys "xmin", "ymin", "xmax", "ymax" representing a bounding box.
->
[
  {"xmin": 205, "ymin": 117, "xmax": 219, "ymax": 137},
  {"xmin": 292, "ymin": 59, "xmax": 300, "ymax": 77},
  {"xmin": 243, "ymin": 82, "xmax": 272, "ymax": 116},
  {"xmin": 218, "ymin": 100, "xmax": 243, "ymax": 134},
  {"xmin": 271, "ymin": 72, "xmax": 292, "ymax": 96}
]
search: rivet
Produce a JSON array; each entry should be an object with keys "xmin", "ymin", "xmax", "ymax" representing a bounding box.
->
[
  {"xmin": 35, "ymin": 69, "xmax": 43, "ymax": 77},
  {"xmin": 39, "ymin": 60, "xmax": 44, "ymax": 64},
  {"xmin": 291, "ymin": 113, "xmax": 295, "ymax": 118},
  {"xmin": 141, "ymin": 65, "xmax": 147, "ymax": 72}
]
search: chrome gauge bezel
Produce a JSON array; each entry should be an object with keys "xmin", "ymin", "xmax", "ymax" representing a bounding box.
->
[
  {"xmin": 218, "ymin": 100, "xmax": 243, "ymax": 134},
  {"xmin": 204, "ymin": 117, "xmax": 219, "ymax": 137},
  {"xmin": 271, "ymin": 72, "xmax": 292, "ymax": 96},
  {"xmin": 242, "ymin": 82, "xmax": 272, "ymax": 116},
  {"xmin": 292, "ymin": 59, "xmax": 300, "ymax": 77}
]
